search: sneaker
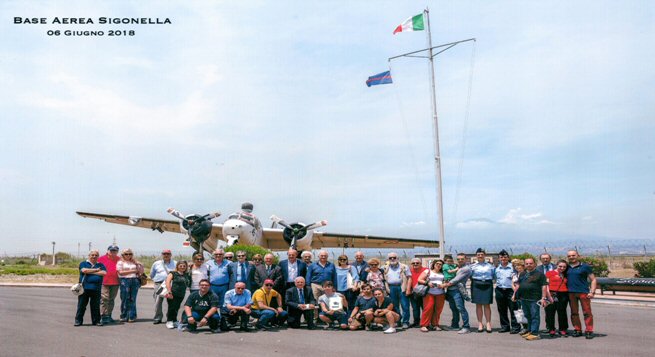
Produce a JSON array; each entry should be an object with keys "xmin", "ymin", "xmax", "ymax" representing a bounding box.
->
[
  {"xmin": 457, "ymin": 328, "xmax": 471, "ymax": 334},
  {"xmin": 559, "ymin": 330, "xmax": 568, "ymax": 337},
  {"xmin": 74, "ymin": 321, "xmax": 82, "ymax": 327},
  {"xmin": 585, "ymin": 332, "xmax": 594, "ymax": 339},
  {"xmin": 549, "ymin": 330, "xmax": 556, "ymax": 337},
  {"xmin": 402, "ymin": 323, "xmax": 410, "ymax": 329},
  {"xmin": 119, "ymin": 318, "xmax": 127, "ymax": 323},
  {"xmin": 525, "ymin": 334, "xmax": 541, "ymax": 341},
  {"xmin": 435, "ymin": 326, "xmax": 442, "ymax": 331},
  {"xmin": 383, "ymin": 327, "xmax": 397, "ymax": 334},
  {"xmin": 211, "ymin": 328, "xmax": 221, "ymax": 333},
  {"xmin": 166, "ymin": 321, "xmax": 175, "ymax": 329},
  {"xmin": 520, "ymin": 330, "xmax": 531, "ymax": 337},
  {"xmin": 571, "ymin": 330, "xmax": 582, "ymax": 337},
  {"xmin": 420, "ymin": 326, "xmax": 429, "ymax": 332},
  {"xmin": 94, "ymin": 322, "xmax": 103, "ymax": 327}
]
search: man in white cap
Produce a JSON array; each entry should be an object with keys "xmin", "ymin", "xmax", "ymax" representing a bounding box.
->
[
  {"xmin": 150, "ymin": 249, "xmax": 176, "ymax": 324},
  {"xmin": 98, "ymin": 244, "xmax": 120, "ymax": 324}
]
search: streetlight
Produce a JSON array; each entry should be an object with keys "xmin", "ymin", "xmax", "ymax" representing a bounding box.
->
[{"xmin": 51, "ymin": 241, "xmax": 56, "ymax": 265}]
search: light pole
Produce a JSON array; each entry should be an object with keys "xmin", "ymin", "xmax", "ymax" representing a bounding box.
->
[{"xmin": 51, "ymin": 241, "xmax": 56, "ymax": 265}]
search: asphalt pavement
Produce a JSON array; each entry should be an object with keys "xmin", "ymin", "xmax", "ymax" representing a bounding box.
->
[{"xmin": 0, "ymin": 286, "xmax": 653, "ymax": 357}]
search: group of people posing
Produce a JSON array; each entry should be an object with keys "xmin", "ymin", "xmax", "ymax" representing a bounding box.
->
[{"xmin": 75, "ymin": 246, "xmax": 597, "ymax": 340}]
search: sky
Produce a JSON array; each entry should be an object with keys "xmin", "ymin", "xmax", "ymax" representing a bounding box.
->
[{"xmin": 1, "ymin": 0, "xmax": 654, "ymax": 255}]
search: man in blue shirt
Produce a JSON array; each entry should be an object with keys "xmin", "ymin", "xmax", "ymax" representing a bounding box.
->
[
  {"xmin": 494, "ymin": 250, "xmax": 518, "ymax": 333},
  {"xmin": 221, "ymin": 282, "xmax": 253, "ymax": 331},
  {"xmin": 205, "ymin": 248, "xmax": 231, "ymax": 307},
  {"xmin": 75, "ymin": 250, "xmax": 107, "ymax": 326},
  {"xmin": 149, "ymin": 249, "xmax": 176, "ymax": 324},
  {"xmin": 305, "ymin": 250, "xmax": 337, "ymax": 307},
  {"xmin": 566, "ymin": 250, "xmax": 597, "ymax": 339},
  {"xmin": 353, "ymin": 251, "xmax": 369, "ymax": 281}
]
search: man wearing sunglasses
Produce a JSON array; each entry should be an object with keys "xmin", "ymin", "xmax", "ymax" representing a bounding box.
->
[
  {"xmin": 228, "ymin": 251, "xmax": 255, "ymax": 291},
  {"xmin": 206, "ymin": 248, "xmax": 231, "ymax": 308},
  {"xmin": 221, "ymin": 282, "xmax": 253, "ymax": 331},
  {"xmin": 251, "ymin": 279, "xmax": 288, "ymax": 329},
  {"xmin": 384, "ymin": 252, "xmax": 411, "ymax": 329},
  {"xmin": 150, "ymin": 249, "xmax": 177, "ymax": 324}
]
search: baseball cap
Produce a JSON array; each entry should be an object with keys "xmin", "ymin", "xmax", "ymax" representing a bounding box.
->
[
  {"xmin": 108, "ymin": 245, "xmax": 119, "ymax": 251},
  {"xmin": 161, "ymin": 249, "xmax": 172, "ymax": 254}
]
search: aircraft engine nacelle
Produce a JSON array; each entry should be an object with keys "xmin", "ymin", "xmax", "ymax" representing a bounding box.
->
[
  {"xmin": 283, "ymin": 223, "xmax": 314, "ymax": 251},
  {"xmin": 182, "ymin": 214, "xmax": 213, "ymax": 243}
]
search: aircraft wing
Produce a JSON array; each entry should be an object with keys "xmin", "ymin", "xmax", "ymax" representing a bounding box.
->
[
  {"xmin": 77, "ymin": 211, "xmax": 183, "ymax": 233},
  {"xmin": 261, "ymin": 228, "xmax": 439, "ymax": 250}
]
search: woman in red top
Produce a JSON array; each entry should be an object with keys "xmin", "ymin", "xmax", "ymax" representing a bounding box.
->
[
  {"xmin": 408, "ymin": 258, "xmax": 428, "ymax": 327},
  {"xmin": 545, "ymin": 260, "xmax": 569, "ymax": 336}
]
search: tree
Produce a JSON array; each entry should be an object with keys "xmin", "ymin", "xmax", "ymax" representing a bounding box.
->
[
  {"xmin": 225, "ymin": 245, "xmax": 278, "ymax": 263},
  {"xmin": 510, "ymin": 252, "xmax": 536, "ymax": 262},
  {"xmin": 633, "ymin": 258, "xmax": 655, "ymax": 278},
  {"xmin": 579, "ymin": 256, "xmax": 610, "ymax": 277}
]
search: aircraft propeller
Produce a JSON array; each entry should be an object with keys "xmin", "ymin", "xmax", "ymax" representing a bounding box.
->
[{"xmin": 270, "ymin": 215, "xmax": 327, "ymax": 250}]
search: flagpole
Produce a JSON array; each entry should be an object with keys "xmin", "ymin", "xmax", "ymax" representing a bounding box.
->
[
  {"xmin": 386, "ymin": 12, "xmax": 475, "ymax": 259},
  {"xmin": 424, "ymin": 8, "xmax": 446, "ymax": 260}
]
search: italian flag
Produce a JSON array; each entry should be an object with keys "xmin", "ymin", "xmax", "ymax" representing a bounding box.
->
[{"xmin": 393, "ymin": 13, "xmax": 424, "ymax": 34}]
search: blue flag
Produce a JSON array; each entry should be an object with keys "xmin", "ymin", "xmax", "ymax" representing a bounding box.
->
[{"xmin": 366, "ymin": 71, "xmax": 393, "ymax": 87}]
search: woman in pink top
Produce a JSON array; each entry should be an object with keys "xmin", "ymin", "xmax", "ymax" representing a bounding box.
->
[
  {"xmin": 116, "ymin": 248, "xmax": 144, "ymax": 322},
  {"xmin": 365, "ymin": 258, "xmax": 385, "ymax": 291},
  {"xmin": 545, "ymin": 260, "xmax": 569, "ymax": 336}
]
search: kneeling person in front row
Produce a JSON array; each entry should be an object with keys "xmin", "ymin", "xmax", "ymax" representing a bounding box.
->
[
  {"xmin": 348, "ymin": 283, "xmax": 376, "ymax": 330},
  {"xmin": 251, "ymin": 279, "xmax": 288, "ymax": 330},
  {"xmin": 286, "ymin": 277, "xmax": 316, "ymax": 329},
  {"xmin": 318, "ymin": 281, "xmax": 348, "ymax": 329},
  {"xmin": 183, "ymin": 279, "xmax": 221, "ymax": 333},
  {"xmin": 221, "ymin": 281, "xmax": 252, "ymax": 331},
  {"xmin": 372, "ymin": 288, "xmax": 400, "ymax": 334}
]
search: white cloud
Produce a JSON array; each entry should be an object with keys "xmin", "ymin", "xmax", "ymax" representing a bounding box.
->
[
  {"xmin": 499, "ymin": 208, "xmax": 555, "ymax": 225},
  {"xmin": 401, "ymin": 221, "xmax": 426, "ymax": 227}
]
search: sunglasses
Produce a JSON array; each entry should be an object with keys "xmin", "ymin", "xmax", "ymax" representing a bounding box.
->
[
  {"xmin": 370, "ymin": 264, "xmax": 378, "ymax": 266},
  {"xmin": 162, "ymin": 253, "xmax": 171, "ymax": 255},
  {"xmin": 235, "ymin": 287, "xmax": 244, "ymax": 290},
  {"xmin": 237, "ymin": 255, "xmax": 246, "ymax": 257},
  {"xmin": 338, "ymin": 258, "xmax": 347, "ymax": 261},
  {"xmin": 214, "ymin": 253, "xmax": 223, "ymax": 256},
  {"xmin": 389, "ymin": 257, "xmax": 397, "ymax": 260},
  {"xmin": 195, "ymin": 258, "xmax": 204, "ymax": 261},
  {"xmin": 123, "ymin": 253, "xmax": 133, "ymax": 256},
  {"xmin": 264, "ymin": 284, "xmax": 273, "ymax": 287},
  {"xmin": 435, "ymin": 263, "xmax": 443, "ymax": 265},
  {"xmin": 411, "ymin": 263, "xmax": 420, "ymax": 265}
]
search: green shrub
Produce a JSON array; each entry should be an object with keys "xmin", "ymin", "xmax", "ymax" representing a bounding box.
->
[
  {"xmin": 510, "ymin": 252, "xmax": 536, "ymax": 262},
  {"xmin": 0, "ymin": 265, "xmax": 78, "ymax": 275},
  {"xmin": 225, "ymin": 245, "xmax": 278, "ymax": 263},
  {"xmin": 579, "ymin": 256, "xmax": 610, "ymax": 277},
  {"xmin": 633, "ymin": 258, "xmax": 655, "ymax": 278}
]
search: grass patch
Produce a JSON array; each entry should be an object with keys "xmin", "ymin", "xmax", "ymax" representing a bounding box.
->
[{"xmin": 0, "ymin": 265, "xmax": 78, "ymax": 275}]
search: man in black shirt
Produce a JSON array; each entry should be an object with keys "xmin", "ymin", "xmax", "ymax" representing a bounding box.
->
[
  {"xmin": 183, "ymin": 279, "xmax": 221, "ymax": 333},
  {"xmin": 517, "ymin": 258, "xmax": 552, "ymax": 341}
]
